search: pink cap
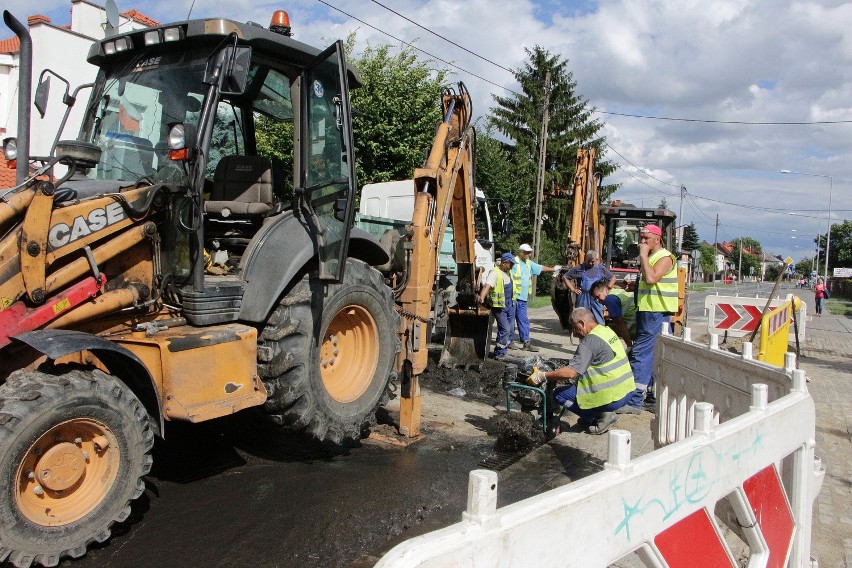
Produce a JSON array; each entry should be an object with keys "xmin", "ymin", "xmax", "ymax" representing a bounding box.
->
[{"xmin": 641, "ymin": 224, "xmax": 662, "ymax": 237}]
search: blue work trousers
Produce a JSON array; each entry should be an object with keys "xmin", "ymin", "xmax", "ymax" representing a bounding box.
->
[
  {"xmin": 511, "ymin": 299, "xmax": 530, "ymax": 343},
  {"xmin": 626, "ymin": 310, "xmax": 670, "ymax": 406},
  {"xmin": 554, "ymin": 383, "xmax": 631, "ymax": 422},
  {"xmin": 493, "ymin": 300, "xmax": 515, "ymax": 356}
]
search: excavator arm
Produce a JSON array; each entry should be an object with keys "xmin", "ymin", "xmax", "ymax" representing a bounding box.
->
[{"xmin": 395, "ymin": 83, "xmax": 489, "ymax": 437}]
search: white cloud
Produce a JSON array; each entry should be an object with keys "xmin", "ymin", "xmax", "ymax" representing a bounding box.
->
[{"xmin": 4, "ymin": 0, "xmax": 850, "ymax": 265}]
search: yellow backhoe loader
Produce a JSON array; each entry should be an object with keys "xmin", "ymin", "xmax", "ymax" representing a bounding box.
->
[{"xmin": 0, "ymin": 7, "xmax": 488, "ymax": 567}]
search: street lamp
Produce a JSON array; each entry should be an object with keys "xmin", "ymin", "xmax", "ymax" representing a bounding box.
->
[{"xmin": 780, "ymin": 169, "xmax": 833, "ymax": 282}]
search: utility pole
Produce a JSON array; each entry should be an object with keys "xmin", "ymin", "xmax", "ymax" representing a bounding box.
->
[
  {"xmin": 713, "ymin": 214, "xmax": 719, "ymax": 286},
  {"xmin": 677, "ymin": 185, "xmax": 685, "ymax": 253},
  {"xmin": 531, "ymin": 71, "xmax": 551, "ymax": 297},
  {"xmin": 737, "ymin": 238, "xmax": 743, "ymax": 282}
]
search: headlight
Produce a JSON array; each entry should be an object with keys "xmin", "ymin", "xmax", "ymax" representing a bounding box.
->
[
  {"xmin": 2, "ymin": 137, "xmax": 17, "ymax": 161},
  {"xmin": 168, "ymin": 124, "xmax": 187, "ymax": 150}
]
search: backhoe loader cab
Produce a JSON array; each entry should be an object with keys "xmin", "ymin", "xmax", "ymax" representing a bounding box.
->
[
  {"xmin": 602, "ymin": 204, "xmax": 677, "ymax": 284},
  {"xmin": 0, "ymin": 11, "xmax": 404, "ymax": 567}
]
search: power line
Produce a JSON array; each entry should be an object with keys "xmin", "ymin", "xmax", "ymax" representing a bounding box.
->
[
  {"xmin": 603, "ymin": 143, "xmax": 681, "ymax": 188},
  {"xmin": 313, "ymin": 0, "xmax": 514, "ymax": 94},
  {"xmin": 368, "ymin": 0, "xmax": 514, "ymax": 74},
  {"xmin": 598, "ymin": 110, "xmax": 852, "ymax": 126}
]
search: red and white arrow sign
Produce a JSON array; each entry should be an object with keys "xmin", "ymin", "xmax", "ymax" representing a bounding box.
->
[
  {"xmin": 654, "ymin": 464, "xmax": 794, "ymax": 568},
  {"xmin": 716, "ymin": 303, "xmax": 763, "ymax": 332}
]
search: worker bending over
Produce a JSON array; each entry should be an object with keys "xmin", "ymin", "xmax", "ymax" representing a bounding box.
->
[{"xmin": 526, "ymin": 307, "xmax": 635, "ymax": 435}]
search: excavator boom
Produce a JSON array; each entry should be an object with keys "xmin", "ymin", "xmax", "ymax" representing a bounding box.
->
[{"xmin": 396, "ymin": 83, "xmax": 489, "ymax": 437}]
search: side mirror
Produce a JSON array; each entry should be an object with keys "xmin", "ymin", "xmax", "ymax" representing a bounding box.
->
[
  {"xmin": 34, "ymin": 76, "xmax": 50, "ymax": 118},
  {"xmin": 221, "ymin": 46, "xmax": 252, "ymax": 95},
  {"xmin": 501, "ymin": 217, "xmax": 511, "ymax": 241}
]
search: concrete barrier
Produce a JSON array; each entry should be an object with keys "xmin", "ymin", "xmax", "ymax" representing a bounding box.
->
[{"xmin": 376, "ymin": 333, "xmax": 824, "ymax": 568}]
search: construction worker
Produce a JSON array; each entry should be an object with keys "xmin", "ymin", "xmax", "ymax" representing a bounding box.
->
[
  {"xmin": 590, "ymin": 279, "xmax": 634, "ymax": 349},
  {"xmin": 562, "ymin": 250, "xmax": 616, "ymax": 325},
  {"xmin": 479, "ymin": 253, "xmax": 516, "ymax": 361},
  {"xmin": 509, "ymin": 243, "xmax": 560, "ymax": 352},
  {"xmin": 624, "ymin": 224, "xmax": 678, "ymax": 412},
  {"xmin": 525, "ymin": 307, "xmax": 635, "ymax": 435}
]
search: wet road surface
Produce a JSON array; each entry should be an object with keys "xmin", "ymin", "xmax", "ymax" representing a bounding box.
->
[{"xmin": 50, "ymin": 411, "xmax": 498, "ymax": 568}]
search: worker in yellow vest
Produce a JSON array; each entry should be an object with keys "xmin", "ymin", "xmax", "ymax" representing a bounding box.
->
[
  {"xmin": 623, "ymin": 224, "xmax": 678, "ymax": 413},
  {"xmin": 525, "ymin": 307, "xmax": 635, "ymax": 435},
  {"xmin": 479, "ymin": 253, "xmax": 516, "ymax": 361},
  {"xmin": 508, "ymin": 243, "xmax": 560, "ymax": 352}
]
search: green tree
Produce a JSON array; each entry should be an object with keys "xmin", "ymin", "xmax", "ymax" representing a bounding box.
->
[
  {"xmin": 348, "ymin": 42, "xmax": 448, "ymax": 190},
  {"xmin": 825, "ymin": 219, "xmax": 852, "ymax": 271},
  {"xmin": 488, "ymin": 46, "xmax": 616, "ymax": 265},
  {"xmin": 658, "ymin": 197, "xmax": 668, "ymax": 210},
  {"xmin": 682, "ymin": 222, "xmax": 700, "ymax": 252},
  {"xmin": 474, "ymin": 125, "xmax": 532, "ymax": 251},
  {"xmin": 699, "ymin": 242, "xmax": 717, "ymax": 280},
  {"xmin": 795, "ymin": 257, "xmax": 814, "ymax": 278},
  {"xmin": 731, "ymin": 237, "xmax": 762, "ymax": 279}
]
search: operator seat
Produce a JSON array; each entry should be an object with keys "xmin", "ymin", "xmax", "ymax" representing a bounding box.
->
[{"xmin": 204, "ymin": 155, "xmax": 278, "ymax": 219}]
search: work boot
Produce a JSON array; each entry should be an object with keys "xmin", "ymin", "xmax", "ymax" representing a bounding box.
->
[
  {"xmin": 587, "ymin": 412, "xmax": 618, "ymax": 435},
  {"xmin": 508, "ymin": 341, "xmax": 522, "ymax": 350},
  {"xmin": 523, "ymin": 342, "xmax": 540, "ymax": 352},
  {"xmin": 615, "ymin": 405, "xmax": 641, "ymax": 415}
]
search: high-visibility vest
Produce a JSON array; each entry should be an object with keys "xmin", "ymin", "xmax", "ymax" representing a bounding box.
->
[
  {"xmin": 489, "ymin": 268, "xmax": 512, "ymax": 308},
  {"xmin": 610, "ymin": 288, "xmax": 637, "ymax": 335},
  {"xmin": 511, "ymin": 256, "xmax": 528, "ymax": 297},
  {"xmin": 637, "ymin": 248, "xmax": 678, "ymax": 313},
  {"xmin": 576, "ymin": 325, "xmax": 635, "ymax": 408}
]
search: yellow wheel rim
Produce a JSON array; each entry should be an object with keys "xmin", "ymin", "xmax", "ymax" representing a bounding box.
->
[
  {"xmin": 321, "ymin": 304, "xmax": 380, "ymax": 403},
  {"xmin": 16, "ymin": 418, "xmax": 120, "ymax": 526}
]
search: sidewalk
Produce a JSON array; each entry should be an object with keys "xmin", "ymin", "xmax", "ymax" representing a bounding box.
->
[
  {"xmin": 506, "ymin": 305, "xmax": 851, "ymax": 567},
  {"xmin": 795, "ymin": 310, "xmax": 852, "ymax": 568}
]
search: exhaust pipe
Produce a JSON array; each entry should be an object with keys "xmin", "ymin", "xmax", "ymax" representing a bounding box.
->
[{"xmin": 3, "ymin": 11, "xmax": 31, "ymax": 185}]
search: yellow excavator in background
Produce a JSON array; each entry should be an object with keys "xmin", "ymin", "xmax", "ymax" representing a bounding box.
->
[{"xmin": 551, "ymin": 147, "xmax": 685, "ymax": 332}]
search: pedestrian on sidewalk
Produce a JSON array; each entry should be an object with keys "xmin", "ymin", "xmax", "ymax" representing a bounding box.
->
[
  {"xmin": 624, "ymin": 224, "xmax": 678, "ymax": 412},
  {"xmin": 480, "ymin": 253, "xmax": 516, "ymax": 361},
  {"xmin": 814, "ymin": 277, "xmax": 829, "ymax": 316},
  {"xmin": 590, "ymin": 279, "xmax": 634, "ymax": 349},
  {"xmin": 562, "ymin": 251, "xmax": 616, "ymax": 325},
  {"xmin": 525, "ymin": 308, "xmax": 635, "ymax": 435},
  {"xmin": 508, "ymin": 243, "xmax": 560, "ymax": 352}
]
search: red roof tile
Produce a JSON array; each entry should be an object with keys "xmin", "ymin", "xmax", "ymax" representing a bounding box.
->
[
  {"xmin": 0, "ymin": 36, "xmax": 20, "ymax": 54},
  {"xmin": 0, "ymin": 161, "xmax": 17, "ymax": 190},
  {"xmin": 27, "ymin": 15, "xmax": 51, "ymax": 26},
  {"xmin": 120, "ymin": 9, "xmax": 159, "ymax": 27}
]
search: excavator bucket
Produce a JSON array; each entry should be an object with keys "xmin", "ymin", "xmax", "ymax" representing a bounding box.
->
[{"xmin": 439, "ymin": 309, "xmax": 491, "ymax": 369}]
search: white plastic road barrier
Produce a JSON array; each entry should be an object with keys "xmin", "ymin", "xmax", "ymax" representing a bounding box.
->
[
  {"xmin": 375, "ymin": 334, "xmax": 824, "ymax": 568},
  {"xmin": 705, "ymin": 293, "xmax": 807, "ymax": 342}
]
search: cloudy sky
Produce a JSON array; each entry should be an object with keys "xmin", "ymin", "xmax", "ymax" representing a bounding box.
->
[{"xmin": 6, "ymin": 0, "xmax": 851, "ymax": 266}]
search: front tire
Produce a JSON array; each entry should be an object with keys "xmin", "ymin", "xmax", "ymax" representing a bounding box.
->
[
  {"xmin": 259, "ymin": 259, "xmax": 401, "ymax": 443},
  {"xmin": 0, "ymin": 369, "xmax": 153, "ymax": 568}
]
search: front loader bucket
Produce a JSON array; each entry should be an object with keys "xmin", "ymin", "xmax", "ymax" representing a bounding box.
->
[{"xmin": 439, "ymin": 309, "xmax": 491, "ymax": 369}]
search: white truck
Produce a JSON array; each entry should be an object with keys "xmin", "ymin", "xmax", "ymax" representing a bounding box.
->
[
  {"xmin": 356, "ymin": 180, "xmax": 497, "ymax": 274},
  {"xmin": 355, "ymin": 180, "xmax": 503, "ymax": 342}
]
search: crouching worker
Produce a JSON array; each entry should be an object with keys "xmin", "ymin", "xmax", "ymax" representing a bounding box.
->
[{"xmin": 525, "ymin": 307, "xmax": 635, "ymax": 434}]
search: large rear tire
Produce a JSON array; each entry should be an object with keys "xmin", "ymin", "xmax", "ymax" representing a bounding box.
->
[
  {"xmin": 258, "ymin": 259, "xmax": 401, "ymax": 443},
  {"xmin": 0, "ymin": 368, "xmax": 153, "ymax": 568}
]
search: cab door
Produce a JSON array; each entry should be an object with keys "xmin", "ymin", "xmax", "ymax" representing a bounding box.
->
[{"xmin": 300, "ymin": 41, "xmax": 357, "ymax": 281}]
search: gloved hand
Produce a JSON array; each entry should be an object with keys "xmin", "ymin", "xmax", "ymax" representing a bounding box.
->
[
  {"xmin": 553, "ymin": 265, "xmax": 562, "ymax": 272},
  {"xmin": 525, "ymin": 368, "xmax": 547, "ymax": 387}
]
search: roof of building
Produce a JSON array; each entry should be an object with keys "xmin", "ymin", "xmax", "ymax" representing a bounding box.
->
[
  {"xmin": 0, "ymin": 161, "xmax": 17, "ymax": 189},
  {"xmin": 0, "ymin": 4, "xmax": 159, "ymax": 56},
  {"xmin": 0, "ymin": 36, "xmax": 20, "ymax": 54},
  {"xmin": 120, "ymin": 9, "xmax": 159, "ymax": 27}
]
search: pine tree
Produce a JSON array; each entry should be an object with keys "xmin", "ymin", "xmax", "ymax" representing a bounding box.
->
[{"xmin": 488, "ymin": 46, "xmax": 617, "ymax": 254}]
